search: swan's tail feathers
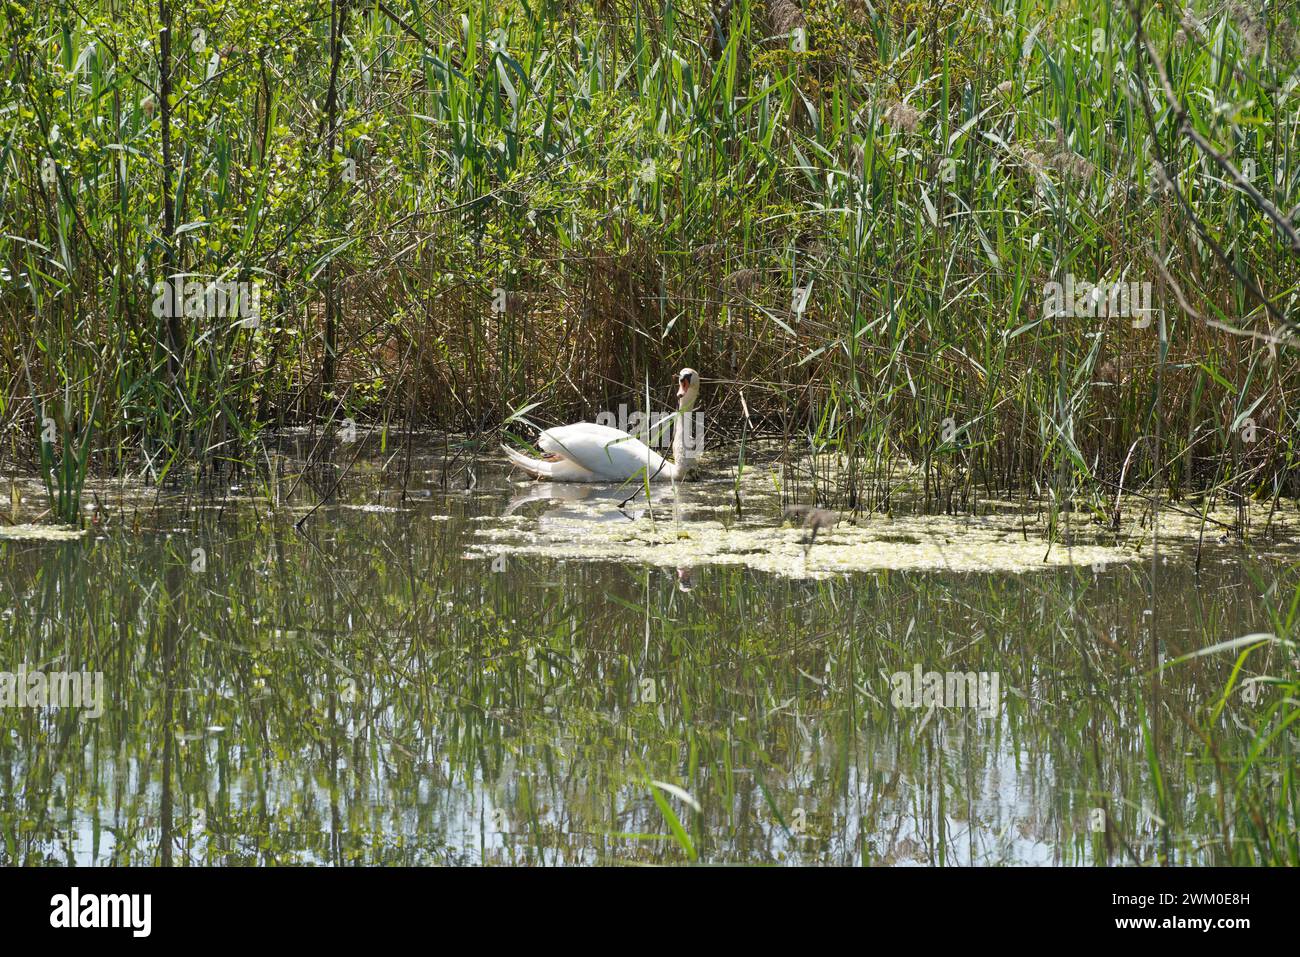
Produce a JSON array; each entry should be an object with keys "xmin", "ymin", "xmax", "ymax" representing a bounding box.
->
[{"xmin": 501, "ymin": 443, "xmax": 554, "ymax": 479}]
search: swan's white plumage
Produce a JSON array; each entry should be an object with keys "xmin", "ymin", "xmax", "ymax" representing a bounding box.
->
[
  {"xmin": 539, "ymin": 423, "xmax": 672, "ymax": 481},
  {"xmin": 503, "ymin": 368, "xmax": 701, "ymax": 483},
  {"xmin": 502, "ymin": 423, "xmax": 672, "ymax": 482}
]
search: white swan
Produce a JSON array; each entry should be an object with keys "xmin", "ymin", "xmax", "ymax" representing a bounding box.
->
[{"xmin": 502, "ymin": 369, "xmax": 702, "ymax": 482}]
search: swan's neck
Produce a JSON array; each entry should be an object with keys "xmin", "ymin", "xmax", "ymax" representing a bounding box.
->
[{"xmin": 668, "ymin": 399, "xmax": 697, "ymax": 480}]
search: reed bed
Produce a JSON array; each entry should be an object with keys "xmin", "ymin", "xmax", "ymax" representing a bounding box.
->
[{"xmin": 1, "ymin": 0, "xmax": 1298, "ymax": 518}]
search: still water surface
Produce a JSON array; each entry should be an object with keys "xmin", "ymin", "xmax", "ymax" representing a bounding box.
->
[{"xmin": 0, "ymin": 439, "xmax": 1294, "ymax": 864}]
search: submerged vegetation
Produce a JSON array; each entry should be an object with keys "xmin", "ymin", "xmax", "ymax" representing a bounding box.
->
[{"xmin": 1, "ymin": 0, "xmax": 1298, "ymax": 515}]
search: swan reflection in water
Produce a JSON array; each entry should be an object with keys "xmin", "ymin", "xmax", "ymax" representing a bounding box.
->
[
  {"xmin": 502, "ymin": 483, "xmax": 699, "ymax": 590},
  {"xmin": 504, "ymin": 481, "xmax": 688, "ymax": 523}
]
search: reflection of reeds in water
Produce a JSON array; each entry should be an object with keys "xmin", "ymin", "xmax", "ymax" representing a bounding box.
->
[{"xmin": 0, "ymin": 482, "xmax": 1293, "ymax": 865}]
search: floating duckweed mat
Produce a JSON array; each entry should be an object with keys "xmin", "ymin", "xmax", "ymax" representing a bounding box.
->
[
  {"xmin": 467, "ymin": 488, "xmax": 1138, "ymax": 579},
  {"xmin": 469, "ymin": 477, "xmax": 1300, "ymax": 578},
  {"xmin": 468, "ymin": 511, "xmax": 1131, "ymax": 577},
  {"xmin": 0, "ymin": 524, "xmax": 88, "ymax": 542}
]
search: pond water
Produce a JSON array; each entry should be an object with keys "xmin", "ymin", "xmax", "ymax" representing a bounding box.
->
[{"xmin": 0, "ymin": 437, "xmax": 1295, "ymax": 865}]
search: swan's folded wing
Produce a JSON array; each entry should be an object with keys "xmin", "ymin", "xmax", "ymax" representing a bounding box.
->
[{"xmin": 538, "ymin": 423, "xmax": 666, "ymax": 480}]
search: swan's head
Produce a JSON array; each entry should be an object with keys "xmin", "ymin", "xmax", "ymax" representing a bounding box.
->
[{"xmin": 676, "ymin": 368, "xmax": 700, "ymax": 409}]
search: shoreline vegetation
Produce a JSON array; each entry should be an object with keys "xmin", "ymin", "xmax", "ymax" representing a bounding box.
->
[{"xmin": 2, "ymin": 0, "xmax": 1298, "ymax": 523}]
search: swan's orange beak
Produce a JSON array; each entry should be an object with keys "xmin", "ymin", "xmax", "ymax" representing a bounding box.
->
[{"xmin": 677, "ymin": 374, "xmax": 690, "ymax": 398}]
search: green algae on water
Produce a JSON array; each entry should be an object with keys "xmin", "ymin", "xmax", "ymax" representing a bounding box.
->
[
  {"xmin": 0, "ymin": 524, "xmax": 88, "ymax": 542},
  {"xmin": 467, "ymin": 506, "xmax": 1141, "ymax": 578}
]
